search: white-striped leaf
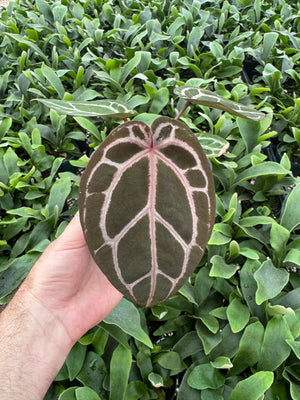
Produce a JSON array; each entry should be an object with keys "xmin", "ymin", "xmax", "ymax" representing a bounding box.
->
[
  {"xmin": 35, "ymin": 99, "xmax": 136, "ymax": 118},
  {"xmin": 175, "ymin": 87, "xmax": 266, "ymax": 121},
  {"xmin": 79, "ymin": 117, "xmax": 215, "ymax": 307},
  {"xmin": 196, "ymin": 133, "xmax": 229, "ymax": 158}
]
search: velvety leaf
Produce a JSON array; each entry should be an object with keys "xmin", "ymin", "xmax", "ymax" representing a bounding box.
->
[
  {"xmin": 79, "ymin": 117, "xmax": 215, "ymax": 307},
  {"xmin": 187, "ymin": 364, "xmax": 225, "ymax": 390},
  {"xmin": 229, "ymin": 371, "xmax": 274, "ymax": 400},
  {"xmin": 175, "ymin": 87, "xmax": 266, "ymax": 121},
  {"xmin": 35, "ymin": 99, "xmax": 137, "ymax": 118},
  {"xmin": 254, "ymin": 259, "xmax": 289, "ymax": 305},
  {"xmin": 109, "ymin": 344, "xmax": 132, "ymax": 400},
  {"xmin": 104, "ymin": 299, "xmax": 152, "ymax": 348},
  {"xmin": 226, "ymin": 298, "xmax": 250, "ymax": 333},
  {"xmin": 258, "ymin": 316, "xmax": 293, "ymax": 371},
  {"xmin": 281, "ymin": 184, "xmax": 300, "ymax": 232}
]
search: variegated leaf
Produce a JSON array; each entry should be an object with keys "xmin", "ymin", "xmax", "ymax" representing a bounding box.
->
[
  {"xmin": 35, "ymin": 99, "xmax": 136, "ymax": 118},
  {"xmin": 175, "ymin": 86, "xmax": 266, "ymax": 121},
  {"xmin": 196, "ymin": 133, "xmax": 229, "ymax": 158},
  {"xmin": 79, "ymin": 117, "xmax": 215, "ymax": 307}
]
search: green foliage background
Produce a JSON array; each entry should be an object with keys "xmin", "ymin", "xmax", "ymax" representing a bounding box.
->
[{"xmin": 0, "ymin": 0, "xmax": 299, "ymax": 399}]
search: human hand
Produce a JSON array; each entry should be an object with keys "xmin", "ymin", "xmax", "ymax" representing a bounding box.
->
[{"xmin": 23, "ymin": 212, "xmax": 123, "ymax": 345}]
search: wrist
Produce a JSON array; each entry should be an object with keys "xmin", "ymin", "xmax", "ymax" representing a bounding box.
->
[{"xmin": 0, "ymin": 284, "xmax": 73, "ymax": 399}]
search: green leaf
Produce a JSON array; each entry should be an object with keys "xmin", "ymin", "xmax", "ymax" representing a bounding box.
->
[
  {"xmin": 254, "ymin": 259, "xmax": 289, "ymax": 305},
  {"xmin": 58, "ymin": 387, "xmax": 78, "ymax": 400},
  {"xmin": 41, "ymin": 64, "xmax": 65, "ymax": 99},
  {"xmin": 0, "ymin": 118, "xmax": 12, "ymax": 140},
  {"xmin": 262, "ymin": 32, "xmax": 279, "ymax": 62},
  {"xmin": 173, "ymin": 331, "xmax": 203, "ymax": 359},
  {"xmin": 209, "ymin": 255, "xmax": 237, "ymax": 279},
  {"xmin": 109, "ymin": 345, "xmax": 132, "ymax": 400},
  {"xmin": 270, "ymin": 223, "xmax": 290, "ymax": 264},
  {"xmin": 66, "ymin": 342, "xmax": 87, "ymax": 381},
  {"xmin": 156, "ymin": 351, "xmax": 186, "ymax": 375},
  {"xmin": 196, "ymin": 320, "xmax": 222, "ymax": 355},
  {"xmin": 0, "ymin": 253, "xmax": 40, "ymax": 300},
  {"xmin": 104, "ymin": 299, "xmax": 152, "ymax": 348},
  {"xmin": 236, "ymin": 113, "xmax": 272, "ymax": 152},
  {"xmin": 74, "ymin": 117, "xmax": 100, "ymax": 141},
  {"xmin": 226, "ymin": 298, "xmax": 250, "ymax": 333},
  {"xmin": 3, "ymin": 147, "xmax": 19, "ymax": 176},
  {"xmin": 35, "ymin": 99, "xmax": 136, "ymax": 118},
  {"xmin": 231, "ymin": 321, "xmax": 264, "ymax": 375},
  {"xmin": 75, "ymin": 388, "xmax": 101, "ymax": 400},
  {"xmin": 281, "ymin": 184, "xmax": 300, "ymax": 232},
  {"xmin": 119, "ymin": 53, "xmax": 142, "ymax": 85},
  {"xmin": 258, "ymin": 316, "xmax": 293, "ymax": 371},
  {"xmin": 48, "ymin": 177, "xmax": 71, "ymax": 216},
  {"xmin": 175, "ymin": 87, "xmax": 266, "ymax": 121},
  {"xmin": 148, "ymin": 372, "xmax": 164, "ymax": 388},
  {"xmin": 4, "ymin": 33, "xmax": 49, "ymax": 63},
  {"xmin": 149, "ymin": 87, "xmax": 169, "ymax": 114},
  {"xmin": 76, "ymin": 351, "xmax": 107, "ymax": 394},
  {"xmin": 284, "ymin": 249, "xmax": 300, "ymax": 268},
  {"xmin": 286, "ymin": 339, "xmax": 300, "ymax": 359},
  {"xmin": 210, "ymin": 356, "xmax": 233, "ymax": 369},
  {"xmin": 233, "ymin": 162, "xmax": 290, "ymax": 185},
  {"xmin": 187, "ymin": 364, "xmax": 225, "ymax": 390},
  {"xmin": 229, "ymin": 371, "xmax": 274, "ymax": 400}
]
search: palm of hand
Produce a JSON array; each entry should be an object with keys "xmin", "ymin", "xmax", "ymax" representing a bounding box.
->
[{"xmin": 26, "ymin": 213, "xmax": 122, "ymax": 344}]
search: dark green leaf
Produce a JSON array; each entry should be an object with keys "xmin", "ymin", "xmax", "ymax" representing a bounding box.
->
[
  {"xmin": 104, "ymin": 299, "xmax": 152, "ymax": 348},
  {"xmin": 229, "ymin": 371, "xmax": 274, "ymax": 400},
  {"xmin": 109, "ymin": 345, "xmax": 132, "ymax": 400},
  {"xmin": 258, "ymin": 316, "xmax": 293, "ymax": 371},
  {"xmin": 254, "ymin": 260, "xmax": 289, "ymax": 305},
  {"xmin": 188, "ymin": 364, "xmax": 225, "ymax": 390}
]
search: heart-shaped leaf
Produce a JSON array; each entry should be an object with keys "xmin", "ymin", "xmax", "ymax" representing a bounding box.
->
[
  {"xmin": 79, "ymin": 117, "xmax": 215, "ymax": 307},
  {"xmin": 175, "ymin": 87, "xmax": 266, "ymax": 121},
  {"xmin": 34, "ymin": 99, "xmax": 137, "ymax": 118}
]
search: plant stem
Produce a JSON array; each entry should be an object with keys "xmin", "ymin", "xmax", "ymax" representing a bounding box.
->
[{"xmin": 175, "ymin": 101, "xmax": 191, "ymax": 120}]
